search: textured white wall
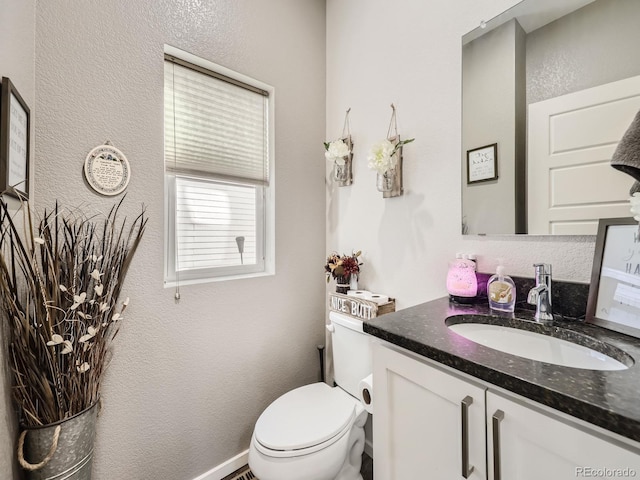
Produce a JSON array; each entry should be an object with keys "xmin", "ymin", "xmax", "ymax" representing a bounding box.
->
[
  {"xmin": 326, "ymin": 0, "xmax": 596, "ymax": 312},
  {"xmin": 34, "ymin": 1, "xmax": 325, "ymax": 478},
  {"xmin": 0, "ymin": 1, "xmax": 35, "ymax": 478}
]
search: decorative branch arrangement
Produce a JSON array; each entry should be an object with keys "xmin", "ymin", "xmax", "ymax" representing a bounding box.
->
[{"xmin": 0, "ymin": 197, "xmax": 146, "ymax": 426}]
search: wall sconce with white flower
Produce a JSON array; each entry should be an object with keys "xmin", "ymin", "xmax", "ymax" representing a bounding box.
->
[
  {"xmin": 325, "ymin": 108, "xmax": 353, "ymax": 187},
  {"xmin": 367, "ymin": 104, "xmax": 414, "ymax": 198}
]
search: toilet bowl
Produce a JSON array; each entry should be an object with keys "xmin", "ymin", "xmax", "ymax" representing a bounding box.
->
[
  {"xmin": 249, "ymin": 382, "xmax": 368, "ymax": 480},
  {"xmin": 249, "ymin": 311, "xmax": 372, "ymax": 480}
]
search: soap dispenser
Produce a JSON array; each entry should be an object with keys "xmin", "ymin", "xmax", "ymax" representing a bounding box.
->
[{"xmin": 487, "ymin": 265, "xmax": 516, "ymax": 312}]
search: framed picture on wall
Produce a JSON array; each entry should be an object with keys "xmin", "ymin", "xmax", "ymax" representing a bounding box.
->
[
  {"xmin": 586, "ymin": 217, "xmax": 640, "ymax": 338},
  {"xmin": 0, "ymin": 77, "xmax": 30, "ymax": 199},
  {"xmin": 467, "ymin": 143, "xmax": 498, "ymax": 184}
]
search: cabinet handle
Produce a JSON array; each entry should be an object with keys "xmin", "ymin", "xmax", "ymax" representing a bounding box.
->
[
  {"xmin": 492, "ymin": 410, "xmax": 505, "ymax": 480},
  {"xmin": 461, "ymin": 396, "xmax": 475, "ymax": 478}
]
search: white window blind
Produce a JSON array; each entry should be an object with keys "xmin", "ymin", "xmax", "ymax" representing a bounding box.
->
[
  {"xmin": 164, "ymin": 56, "xmax": 269, "ymax": 185},
  {"xmin": 164, "ymin": 53, "xmax": 271, "ymax": 282},
  {"xmin": 175, "ymin": 176, "xmax": 260, "ymax": 271}
]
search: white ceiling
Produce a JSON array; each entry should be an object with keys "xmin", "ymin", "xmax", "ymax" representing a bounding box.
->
[{"xmin": 463, "ymin": 0, "xmax": 596, "ymax": 44}]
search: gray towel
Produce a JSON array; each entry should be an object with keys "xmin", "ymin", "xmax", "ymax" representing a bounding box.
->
[{"xmin": 612, "ymin": 109, "xmax": 640, "ymax": 194}]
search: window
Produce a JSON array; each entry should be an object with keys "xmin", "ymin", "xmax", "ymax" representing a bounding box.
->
[{"xmin": 164, "ymin": 47, "xmax": 274, "ymax": 284}]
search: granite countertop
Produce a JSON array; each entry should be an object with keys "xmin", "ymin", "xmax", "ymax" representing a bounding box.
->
[{"xmin": 364, "ymin": 296, "xmax": 640, "ymax": 443}]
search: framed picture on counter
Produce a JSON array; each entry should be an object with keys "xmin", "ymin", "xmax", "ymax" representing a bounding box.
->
[
  {"xmin": 466, "ymin": 143, "xmax": 498, "ymax": 184},
  {"xmin": 587, "ymin": 217, "xmax": 640, "ymax": 337},
  {"xmin": 0, "ymin": 77, "xmax": 30, "ymax": 199}
]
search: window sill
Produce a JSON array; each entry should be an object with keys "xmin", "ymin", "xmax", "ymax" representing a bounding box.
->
[{"xmin": 163, "ymin": 270, "xmax": 274, "ymax": 288}]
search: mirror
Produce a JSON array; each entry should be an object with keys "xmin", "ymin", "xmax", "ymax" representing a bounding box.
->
[{"xmin": 462, "ymin": 0, "xmax": 640, "ymax": 235}]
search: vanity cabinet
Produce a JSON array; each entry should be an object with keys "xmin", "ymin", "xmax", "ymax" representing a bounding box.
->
[
  {"xmin": 373, "ymin": 342, "xmax": 640, "ymax": 480},
  {"xmin": 372, "ymin": 342, "xmax": 487, "ymax": 479},
  {"xmin": 487, "ymin": 392, "xmax": 640, "ymax": 479}
]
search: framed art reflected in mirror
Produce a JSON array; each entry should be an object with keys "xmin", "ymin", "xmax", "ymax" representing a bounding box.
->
[
  {"xmin": 467, "ymin": 143, "xmax": 498, "ymax": 184},
  {"xmin": 586, "ymin": 217, "xmax": 640, "ymax": 337}
]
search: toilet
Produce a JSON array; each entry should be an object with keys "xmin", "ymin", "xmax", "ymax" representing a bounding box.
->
[{"xmin": 248, "ymin": 311, "xmax": 372, "ymax": 480}]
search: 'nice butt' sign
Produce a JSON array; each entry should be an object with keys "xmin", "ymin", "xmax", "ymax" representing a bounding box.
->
[{"xmin": 328, "ymin": 292, "xmax": 395, "ymax": 321}]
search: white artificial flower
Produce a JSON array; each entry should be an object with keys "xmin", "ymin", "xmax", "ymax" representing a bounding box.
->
[
  {"xmin": 77, "ymin": 362, "xmax": 90, "ymax": 373},
  {"xmin": 59, "ymin": 285, "xmax": 67, "ymax": 292},
  {"xmin": 70, "ymin": 292, "xmax": 87, "ymax": 310},
  {"xmin": 367, "ymin": 137, "xmax": 415, "ymax": 174},
  {"xmin": 90, "ymin": 269, "xmax": 103, "ymax": 281},
  {"xmin": 324, "ymin": 139, "xmax": 350, "ymax": 164},
  {"xmin": 61, "ymin": 340, "xmax": 73, "ymax": 355},
  {"xmin": 79, "ymin": 326, "xmax": 98, "ymax": 343},
  {"xmin": 46, "ymin": 334, "xmax": 64, "ymax": 346},
  {"xmin": 367, "ymin": 139, "xmax": 397, "ymax": 174},
  {"xmin": 112, "ymin": 313, "xmax": 121, "ymax": 321},
  {"xmin": 33, "ymin": 237, "xmax": 45, "ymax": 245},
  {"xmin": 94, "ymin": 284, "xmax": 104, "ymax": 296},
  {"xmin": 99, "ymin": 302, "xmax": 109, "ymax": 312}
]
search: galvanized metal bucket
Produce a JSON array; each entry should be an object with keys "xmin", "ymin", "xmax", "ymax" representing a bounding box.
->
[{"xmin": 18, "ymin": 401, "xmax": 99, "ymax": 480}]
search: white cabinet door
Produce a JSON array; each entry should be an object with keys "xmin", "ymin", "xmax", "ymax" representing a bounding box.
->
[
  {"xmin": 487, "ymin": 391, "xmax": 640, "ymax": 480},
  {"xmin": 373, "ymin": 343, "xmax": 486, "ymax": 480}
]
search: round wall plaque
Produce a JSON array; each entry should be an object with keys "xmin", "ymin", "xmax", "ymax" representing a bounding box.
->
[{"xmin": 83, "ymin": 144, "xmax": 131, "ymax": 196}]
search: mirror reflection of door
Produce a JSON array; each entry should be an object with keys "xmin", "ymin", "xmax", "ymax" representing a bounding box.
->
[
  {"xmin": 462, "ymin": 0, "xmax": 640, "ymax": 235},
  {"xmin": 528, "ymin": 76, "xmax": 638, "ymax": 235}
]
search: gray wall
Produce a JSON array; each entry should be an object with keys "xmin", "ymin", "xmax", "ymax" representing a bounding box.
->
[
  {"xmin": 527, "ymin": 0, "xmax": 640, "ymax": 105},
  {"xmin": 0, "ymin": 1, "xmax": 35, "ymax": 478},
  {"xmin": 33, "ymin": 1, "xmax": 326, "ymax": 478},
  {"xmin": 462, "ymin": 19, "xmax": 525, "ymax": 234}
]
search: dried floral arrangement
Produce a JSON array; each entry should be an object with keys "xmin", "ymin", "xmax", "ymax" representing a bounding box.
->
[
  {"xmin": 325, "ymin": 251, "xmax": 362, "ymax": 283},
  {"xmin": 0, "ymin": 197, "xmax": 146, "ymax": 427}
]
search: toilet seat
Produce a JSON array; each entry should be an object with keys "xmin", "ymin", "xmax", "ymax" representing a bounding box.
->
[{"xmin": 253, "ymin": 383, "xmax": 359, "ymax": 458}]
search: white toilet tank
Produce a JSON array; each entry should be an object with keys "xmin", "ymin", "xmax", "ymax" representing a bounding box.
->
[{"xmin": 329, "ymin": 311, "xmax": 372, "ymax": 398}]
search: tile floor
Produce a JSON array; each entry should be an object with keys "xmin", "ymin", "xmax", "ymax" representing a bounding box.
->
[
  {"xmin": 223, "ymin": 453, "xmax": 373, "ymax": 480},
  {"xmin": 361, "ymin": 452, "xmax": 374, "ymax": 480}
]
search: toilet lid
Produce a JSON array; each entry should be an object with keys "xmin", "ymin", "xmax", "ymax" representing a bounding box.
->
[{"xmin": 254, "ymin": 383, "xmax": 356, "ymax": 451}]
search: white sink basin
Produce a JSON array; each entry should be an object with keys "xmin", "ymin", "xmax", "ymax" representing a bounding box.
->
[{"xmin": 448, "ymin": 322, "xmax": 630, "ymax": 371}]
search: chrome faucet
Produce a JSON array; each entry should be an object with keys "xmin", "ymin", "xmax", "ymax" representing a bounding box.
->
[{"xmin": 527, "ymin": 263, "xmax": 554, "ymax": 323}]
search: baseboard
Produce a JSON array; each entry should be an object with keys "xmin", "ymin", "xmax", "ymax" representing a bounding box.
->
[
  {"xmin": 192, "ymin": 449, "xmax": 249, "ymax": 480},
  {"xmin": 364, "ymin": 438, "xmax": 373, "ymax": 458},
  {"xmin": 192, "ymin": 440, "xmax": 370, "ymax": 479}
]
